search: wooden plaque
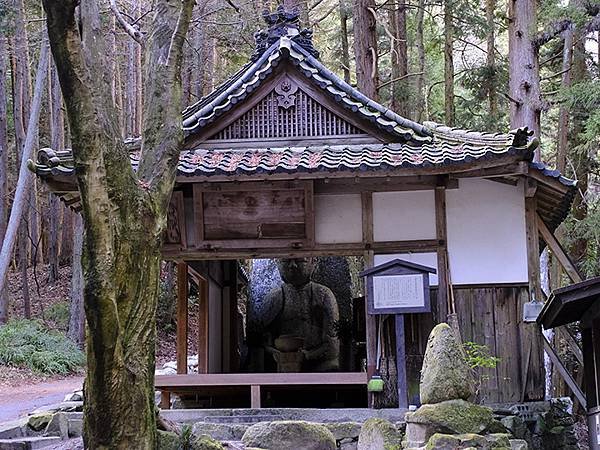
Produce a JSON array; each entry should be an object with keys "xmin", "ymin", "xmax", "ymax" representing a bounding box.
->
[{"xmin": 361, "ymin": 259, "xmax": 434, "ymax": 315}]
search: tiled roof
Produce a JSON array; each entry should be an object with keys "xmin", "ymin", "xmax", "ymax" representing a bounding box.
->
[
  {"xmin": 181, "ymin": 36, "xmax": 433, "ymax": 143},
  {"xmin": 32, "ymin": 134, "xmax": 534, "ymax": 180}
]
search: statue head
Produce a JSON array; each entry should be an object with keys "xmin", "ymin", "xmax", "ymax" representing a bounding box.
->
[{"xmin": 277, "ymin": 258, "xmax": 316, "ymax": 287}]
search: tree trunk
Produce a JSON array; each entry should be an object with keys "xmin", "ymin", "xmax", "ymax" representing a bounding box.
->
[
  {"xmin": 0, "ymin": 34, "xmax": 9, "ymax": 324},
  {"xmin": 11, "ymin": 0, "xmax": 34, "ymax": 303},
  {"xmin": 415, "ymin": 0, "xmax": 426, "ymax": 122},
  {"xmin": 444, "ymin": 0, "xmax": 455, "ymax": 125},
  {"xmin": 508, "ymin": 0, "xmax": 541, "ymax": 143},
  {"xmin": 556, "ymin": 27, "xmax": 573, "ymax": 173},
  {"xmin": 68, "ymin": 214, "xmax": 85, "ymax": 347},
  {"xmin": 389, "ymin": 0, "xmax": 408, "ymax": 116},
  {"xmin": 568, "ymin": 14, "xmax": 591, "ymax": 270},
  {"xmin": 339, "ymin": 0, "xmax": 351, "ymax": 84},
  {"xmin": 353, "ymin": 0, "xmax": 379, "ymax": 100},
  {"xmin": 485, "ymin": 0, "xmax": 498, "ymax": 119},
  {"xmin": 48, "ymin": 63, "xmax": 65, "ymax": 283},
  {"xmin": 42, "ymin": 0, "xmax": 194, "ymax": 446},
  {"xmin": 0, "ymin": 40, "xmax": 50, "ymax": 302}
]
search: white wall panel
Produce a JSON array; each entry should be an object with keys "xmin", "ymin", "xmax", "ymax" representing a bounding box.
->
[
  {"xmin": 315, "ymin": 194, "xmax": 363, "ymax": 243},
  {"xmin": 374, "ymin": 252, "xmax": 439, "ymax": 285},
  {"xmin": 446, "ymin": 179, "xmax": 528, "ymax": 284},
  {"xmin": 373, "ymin": 191, "xmax": 436, "ymax": 241}
]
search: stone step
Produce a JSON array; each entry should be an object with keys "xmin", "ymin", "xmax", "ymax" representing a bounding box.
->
[
  {"xmin": 198, "ymin": 415, "xmax": 284, "ymax": 424},
  {"xmin": 0, "ymin": 419, "xmax": 28, "ymax": 440},
  {"xmin": 0, "ymin": 436, "xmax": 62, "ymax": 450},
  {"xmin": 161, "ymin": 407, "xmax": 406, "ymax": 425}
]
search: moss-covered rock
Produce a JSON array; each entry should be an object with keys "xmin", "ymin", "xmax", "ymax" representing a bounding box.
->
[
  {"xmin": 500, "ymin": 416, "xmax": 528, "ymax": 441},
  {"xmin": 425, "ymin": 433, "xmax": 488, "ymax": 450},
  {"xmin": 508, "ymin": 439, "xmax": 528, "ymax": 450},
  {"xmin": 357, "ymin": 418, "xmax": 402, "ymax": 450},
  {"xmin": 157, "ymin": 430, "xmax": 224, "ymax": 450},
  {"xmin": 157, "ymin": 430, "xmax": 180, "ymax": 450},
  {"xmin": 193, "ymin": 434, "xmax": 225, "ymax": 450},
  {"xmin": 28, "ymin": 413, "xmax": 53, "ymax": 431},
  {"xmin": 420, "ymin": 323, "xmax": 475, "ymax": 404},
  {"xmin": 407, "ymin": 399, "xmax": 495, "ymax": 435},
  {"xmin": 425, "ymin": 433, "xmax": 461, "ymax": 449},
  {"xmin": 485, "ymin": 433, "xmax": 511, "ymax": 448},
  {"xmin": 242, "ymin": 420, "xmax": 336, "ymax": 450},
  {"xmin": 324, "ymin": 422, "xmax": 361, "ymax": 441}
]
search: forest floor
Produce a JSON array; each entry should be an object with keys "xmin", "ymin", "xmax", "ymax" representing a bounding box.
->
[{"xmin": 1, "ymin": 263, "xmax": 198, "ymax": 421}]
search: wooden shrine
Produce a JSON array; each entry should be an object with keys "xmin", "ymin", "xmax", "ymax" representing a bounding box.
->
[
  {"xmin": 538, "ymin": 278, "xmax": 600, "ymax": 449},
  {"xmin": 33, "ymin": 7, "xmax": 580, "ymax": 408}
]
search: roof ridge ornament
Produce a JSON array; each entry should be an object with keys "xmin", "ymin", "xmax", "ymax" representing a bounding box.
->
[{"xmin": 252, "ymin": 5, "xmax": 319, "ymax": 61}]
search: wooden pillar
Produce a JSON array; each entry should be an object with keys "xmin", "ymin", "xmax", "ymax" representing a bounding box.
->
[
  {"xmin": 435, "ymin": 185, "xmax": 449, "ymax": 323},
  {"xmin": 229, "ymin": 262, "xmax": 240, "ymax": 372},
  {"xmin": 583, "ymin": 318, "xmax": 600, "ymax": 410},
  {"xmin": 198, "ymin": 276, "xmax": 209, "ymax": 374},
  {"xmin": 522, "ymin": 179, "xmax": 545, "ymax": 400},
  {"xmin": 176, "ymin": 262, "xmax": 188, "ymax": 374},
  {"xmin": 364, "ymin": 250, "xmax": 376, "ymax": 408},
  {"xmin": 524, "ymin": 180, "xmax": 541, "ymax": 301},
  {"xmin": 362, "ymin": 192, "xmax": 376, "ymax": 408}
]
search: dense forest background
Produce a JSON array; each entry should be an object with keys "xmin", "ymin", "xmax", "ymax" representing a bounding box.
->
[{"xmin": 0, "ymin": 0, "xmax": 599, "ymax": 376}]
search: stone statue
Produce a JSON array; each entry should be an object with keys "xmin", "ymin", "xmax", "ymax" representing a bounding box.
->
[{"xmin": 250, "ymin": 258, "xmax": 340, "ymax": 372}]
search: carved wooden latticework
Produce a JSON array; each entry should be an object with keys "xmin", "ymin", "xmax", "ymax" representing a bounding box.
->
[{"xmin": 211, "ymin": 79, "xmax": 363, "ymax": 141}]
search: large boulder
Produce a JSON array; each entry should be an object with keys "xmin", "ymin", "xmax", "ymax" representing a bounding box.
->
[
  {"xmin": 420, "ymin": 323, "xmax": 474, "ymax": 404},
  {"xmin": 425, "ymin": 433, "xmax": 488, "ymax": 449},
  {"xmin": 157, "ymin": 430, "xmax": 224, "ymax": 450},
  {"xmin": 241, "ymin": 421, "xmax": 336, "ymax": 450},
  {"xmin": 357, "ymin": 418, "xmax": 402, "ymax": 450},
  {"xmin": 27, "ymin": 413, "xmax": 53, "ymax": 431},
  {"xmin": 404, "ymin": 399, "xmax": 498, "ymax": 447}
]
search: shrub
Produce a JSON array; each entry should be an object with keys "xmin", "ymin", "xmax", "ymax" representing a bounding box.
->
[
  {"xmin": 45, "ymin": 301, "xmax": 70, "ymax": 331},
  {"xmin": 0, "ymin": 319, "xmax": 85, "ymax": 375}
]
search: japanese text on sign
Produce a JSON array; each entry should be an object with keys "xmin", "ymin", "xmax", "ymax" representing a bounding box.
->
[{"xmin": 373, "ymin": 274, "xmax": 424, "ymax": 310}]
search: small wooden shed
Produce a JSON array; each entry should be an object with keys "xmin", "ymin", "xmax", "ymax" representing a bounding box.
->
[
  {"xmin": 538, "ymin": 278, "xmax": 600, "ymax": 449},
  {"xmin": 33, "ymin": 8, "xmax": 577, "ymax": 407}
]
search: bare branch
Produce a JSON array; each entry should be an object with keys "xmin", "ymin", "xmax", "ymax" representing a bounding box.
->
[
  {"xmin": 377, "ymin": 72, "xmax": 424, "ymax": 90},
  {"xmin": 110, "ymin": 0, "xmax": 144, "ymax": 44}
]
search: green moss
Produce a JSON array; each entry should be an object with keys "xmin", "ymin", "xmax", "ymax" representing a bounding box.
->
[
  {"xmin": 242, "ymin": 420, "xmax": 336, "ymax": 450},
  {"xmin": 485, "ymin": 433, "xmax": 511, "ymax": 448},
  {"xmin": 358, "ymin": 418, "xmax": 403, "ymax": 450},
  {"xmin": 409, "ymin": 399, "xmax": 494, "ymax": 434},
  {"xmin": 193, "ymin": 434, "xmax": 225, "ymax": 450},
  {"xmin": 425, "ymin": 433, "xmax": 460, "ymax": 449},
  {"xmin": 323, "ymin": 422, "xmax": 361, "ymax": 440},
  {"xmin": 28, "ymin": 413, "xmax": 53, "ymax": 431},
  {"xmin": 156, "ymin": 430, "xmax": 179, "ymax": 450}
]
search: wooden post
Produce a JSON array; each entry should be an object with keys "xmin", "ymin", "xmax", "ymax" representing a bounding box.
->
[
  {"xmin": 160, "ymin": 391, "xmax": 171, "ymax": 409},
  {"xmin": 536, "ymin": 212, "xmax": 583, "ymax": 283},
  {"xmin": 435, "ymin": 185, "xmax": 449, "ymax": 322},
  {"xmin": 364, "ymin": 250, "xmax": 376, "ymax": 408},
  {"xmin": 250, "ymin": 385, "xmax": 261, "ymax": 408},
  {"xmin": 524, "ymin": 184, "xmax": 541, "ymax": 301},
  {"xmin": 395, "ymin": 314, "xmax": 408, "ymax": 409},
  {"xmin": 198, "ymin": 276, "xmax": 209, "ymax": 374},
  {"xmin": 583, "ymin": 318, "xmax": 600, "ymax": 449},
  {"xmin": 176, "ymin": 262, "xmax": 188, "ymax": 375}
]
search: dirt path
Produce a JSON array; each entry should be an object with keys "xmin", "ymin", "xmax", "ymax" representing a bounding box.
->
[{"xmin": 0, "ymin": 376, "xmax": 84, "ymax": 423}]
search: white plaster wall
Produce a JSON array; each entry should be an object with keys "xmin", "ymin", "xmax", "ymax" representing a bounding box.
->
[
  {"xmin": 373, "ymin": 191, "xmax": 436, "ymax": 241},
  {"xmin": 446, "ymin": 178, "xmax": 528, "ymax": 284},
  {"xmin": 315, "ymin": 194, "xmax": 363, "ymax": 243},
  {"xmin": 374, "ymin": 252, "xmax": 439, "ymax": 285}
]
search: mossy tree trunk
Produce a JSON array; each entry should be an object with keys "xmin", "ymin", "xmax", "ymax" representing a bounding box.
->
[{"xmin": 41, "ymin": 0, "xmax": 194, "ymax": 448}]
